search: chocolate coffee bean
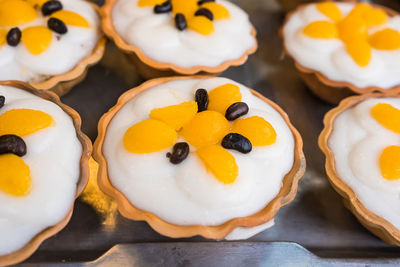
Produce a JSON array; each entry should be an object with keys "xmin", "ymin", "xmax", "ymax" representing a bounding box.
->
[
  {"xmin": 175, "ymin": 13, "xmax": 187, "ymax": 31},
  {"xmin": 48, "ymin": 17, "xmax": 68, "ymax": 34},
  {"xmin": 0, "ymin": 96, "xmax": 4, "ymax": 109},
  {"xmin": 42, "ymin": 0, "xmax": 63, "ymax": 16},
  {"xmin": 198, "ymin": 0, "xmax": 215, "ymax": 5},
  {"xmin": 195, "ymin": 88, "xmax": 208, "ymax": 112},
  {"xmin": 0, "ymin": 135, "xmax": 27, "ymax": 157},
  {"xmin": 225, "ymin": 102, "xmax": 249, "ymax": 121},
  {"xmin": 167, "ymin": 142, "xmax": 189, "ymax": 164},
  {"xmin": 221, "ymin": 133, "xmax": 252, "ymax": 154},
  {"xmin": 195, "ymin": 8, "xmax": 213, "ymax": 21},
  {"xmin": 154, "ymin": 1, "xmax": 172, "ymax": 14},
  {"xmin": 7, "ymin": 28, "xmax": 21, "ymax": 46}
]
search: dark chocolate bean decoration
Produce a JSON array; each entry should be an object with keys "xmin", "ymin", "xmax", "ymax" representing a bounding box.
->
[
  {"xmin": 195, "ymin": 8, "xmax": 213, "ymax": 21},
  {"xmin": 0, "ymin": 96, "xmax": 4, "ymax": 109},
  {"xmin": 7, "ymin": 28, "xmax": 21, "ymax": 46},
  {"xmin": 42, "ymin": 0, "xmax": 63, "ymax": 16},
  {"xmin": 198, "ymin": 0, "xmax": 215, "ymax": 5},
  {"xmin": 175, "ymin": 13, "xmax": 187, "ymax": 31},
  {"xmin": 154, "ymin": 1, "xmax": 172, "ymax": 14},
  {"xmin": 0, "ymin": 135, "xmax": 27, "ymax": 157},
  {"xmin": 225, "ymin": 102, "xmax": 249, "ymax": 121},
  {"xmin": 167, "ymin": 142, "xmax": 189, "ymax": 164},
  {"xmin": 195, "ymin": 88, "xmax": 209, "ymax": 112},
  {"xmin": 222, "ymin": 133, "xmax": 252, "ymax": 154},
  {"xmin": 48, "ymin": 17, "xmax": 68, "ymax": 34}
]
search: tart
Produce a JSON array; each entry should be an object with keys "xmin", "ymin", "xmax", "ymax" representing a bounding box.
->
[
  {"xmin": 319, "ymin": 92, "xmax": 400, "ymax": 245},
  {"xmin": 281, "ymin": 1, "xmax": 400, "ymax": 104},
  {"xmin": 0, "ymin": 0, "xmax": 106, "ymax": 96},
  {"xmin": 0, "ymin": 81, "xmax": 91, "ymax": 265},
  {"xmin": 94, "ymin": 76, "xmax": 305, "ymax": 240},
  {"xmin": 101, "ymin": 0, "xmax": 257, "ymax": 79}
]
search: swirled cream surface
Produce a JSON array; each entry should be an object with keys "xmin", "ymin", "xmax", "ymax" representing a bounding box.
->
[
  {"xmin": 329, "ymin": 97, "xmax": 400, "ymax": 229},
  {"xmin": 283, "ymin": 2, "xmax": 400, "ymax": 89},
  {"xmin": 103, "ymin": 77, "xmax": 295, "ymax": 227},
  {"xmin": 0, "ymin": 85, "xmax": 82, "ymax": 255},
  {"xmin": 112, "ymin": 0, "xmax": 256, "ymax": 68},
  {"xmin": 0, "ymin": 0, "xmax": 100, "ymax": 83}
]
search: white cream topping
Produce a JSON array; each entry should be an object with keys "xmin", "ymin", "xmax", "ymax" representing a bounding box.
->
[
  {"xmin": 329, "ymin": 97, "xmax": 400, "ymax": 230},
  {"xmin": 0, "ymin": 85, "xmax": 82, "ymax": 255},
  {"xmin": 282, "ymin": 3, "xmax": 400, "ymax": 89},
  {"xmin": 0, "ymin": 0, "xmax": 100, "ymax": 83},
  {"xmin": 112, "ymin": 0, "xmax": 256, "ymax": 68},
  {"xmin": 103, "ymin": 77, "xmax": 295, "ymax": 228}
]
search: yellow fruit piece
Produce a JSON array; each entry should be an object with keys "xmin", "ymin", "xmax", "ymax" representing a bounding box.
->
[
  {"xmin": 364, "ymin": 8, "xmax": 388, "ymax": 26},
  {"xmin": 369, "ymin": 29, "xmax": 400, "ymax": 50},
  {"xmin": 0, "ymin": 109, "xmax": 54, "ymax": 136},
  {"xmin": 201, "ymin": 2, "xmax": 230, "ymax": 20},
  {"xmin": 371, "ymin": 103, "xmax": 400, "ymax": 134},
  {"xmin": 149, "ymin": 101, "xmax": 197, "ymax": 131},
  {"xmin": 303, "ymin": 21, "xmax": 338, "ymax": 39},
  {"xmin": 137, "ymin": 0, "xmax": 165, "ymax": 7},
  {"xmin": 316, "ymin": 2, "xmax": 342, "ymax": 22},
  {"xmin": 21, "ymin": 26, "xmax": 52, "ymax": 55},
  {"xmin": 348, "ymin": 3, "xmax": 372, "ymax": 18},
  {"xmin": 180, "ymin": 111, "xmax": 229, "ymax": 148},
  {"xmin": 0, "ymin": 154, "xmax": 31, "ymax": 197},
  {"xmin": 123, "ymin": 119, "xmax": 177, "ymax": 153},
  {"xmin": 26, "ymin": 0, "xmax": 48, "ymax": 7},
  {"xmin": 208, "ymin": 83, "xmax": 242, "ymax": 115},
  {"xmin": 379, "ymin": 145, "xmax": 400, "ymax": 180},
  {"xmin": 171, "ymin": 0, "xmax": 198, "ymax": 17},
  {"xmin": 197, "ymin": 145, "xmax": 238, "ymax": 184},
  {"xmin": 51, "ymin": 10, "xmax": 89, "ymax": 28},
  {"xmin": 0, "ymin": 28, "xmax": 6, "ymax": 46},
  {"xmin": 187, "ymin": 16, "xmax": 214, "ymax": 35},
  {"xmin": 232, "ymin": 116, "xmax": 276, "ymax": 146},
  {"xmin": 337, "ymin": 15, "xmax": 368, "ymax": 43},
  {"xmin": 345, "ymin": 39, "xmax": 371, "ymax": 67},
  {"xmin": 0, "ymin": 0, "xmax": 37, "ymax": 26}
]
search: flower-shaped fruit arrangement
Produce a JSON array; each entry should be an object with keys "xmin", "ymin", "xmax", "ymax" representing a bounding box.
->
[
  {"xmin": 0, "ymin": 95, "xmax": 53, "ymax": 197},
  {"xmin": 303, "ymin": 2, "xmax": 400, "ymax": 67},
  {"xmin": 0, "ymin": 0, "xmax": 90, "ymax": 55},
  {"xmin": 137, "ymin": 0, "xmax": 230, "ymax": 35},
  {"xmin": 123, "ymin": 83, "xmax": 276, "ymax": 184}
]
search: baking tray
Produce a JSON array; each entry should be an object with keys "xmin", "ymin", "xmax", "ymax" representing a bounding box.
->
[{"xmin": 17, "ymin": 0, "xmax": 400, "ymax": 265}]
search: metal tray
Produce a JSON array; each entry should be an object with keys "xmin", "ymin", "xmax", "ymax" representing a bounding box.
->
[{"xmin": 19, "ymin": 0, "xmax": 400, "ymax": 265}]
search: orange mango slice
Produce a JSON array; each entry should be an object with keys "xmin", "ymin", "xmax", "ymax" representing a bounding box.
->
[
  {"xmin": 123, "ymin": 119, "xmax": 177, "ymax": 153},
  {"xmin": 0, "ymin": 28, "xmax": 6, "ymax": 46},
  {"xmin": 363, "ymin": 8, "xmax": 388, "ymax": 26},
  {"xmin": 303, "ymin": 21, "xmax": 338, "ymax": 39},
  {"xmin": 137, "ymin": 0, "xmax": 165, "ymax": 7},
  {"xmin": 0, "ymin": 0, "xmax": 37, "ymax": 26},
  {"xmin": 371, "ymin": 103, "xmax": 400, "ymax": 134},
  {"xmin": 0, "ymin": 109, "xmax": 54, "ymax": 136},
  {"xmin": 149, "ymin": 101, "xmax": 197, "ymax": 131},
  {"xmin": 51, "ymin": 10, "xmax": 89, "ymax": 28},
  {"xmin": 180, "ymin": 110, "xmax": 229, "ymax": 148},
  {"xmin": 369, "ymin": 29, "xmax": 400, "ymax": 50},
  {"xmin": 197, "ymin": 145, "xmax": 238, "ymax": 184},
  {"xmin": 345, "ymin": 39, "xmax": 371, "ymax": 67},
  {"xmin": 316, "ymin": 2, "xmax": 342, "ymax": 22},
  {"xmin": 379, "ymin": 145, "xmax": 400, "ymax": 180},
  {"xmin": 231, "ymin": 116, "xmax": 276, "ymax": 146},
  {"xmin": 337, "ymin": 15, "xmax": 368, "ymax": 43},
  {"xmin": 171, "ymin": 0, "xmax": 198, "ymax": 17},
  {"xmin": 187, "ymin": 15, "xmax": 214, "ymax": 35},
  {"xmin": 0, "ymin": 154, "xmax": 31, "ymax": 197},
  {"xmin": 26, "ymin": 0, "xmax": 48, "ymax": 7},
  {"xmin": 208, "ymin": 83, "xmax": 242, "ymax": 115},
  {"xmin": 201, "ymin": 2, "xmax": 230, "ymax": 20},
  {"xmin": 21, "ymin": 26, "xmax": 52, "ymax": 55}
]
